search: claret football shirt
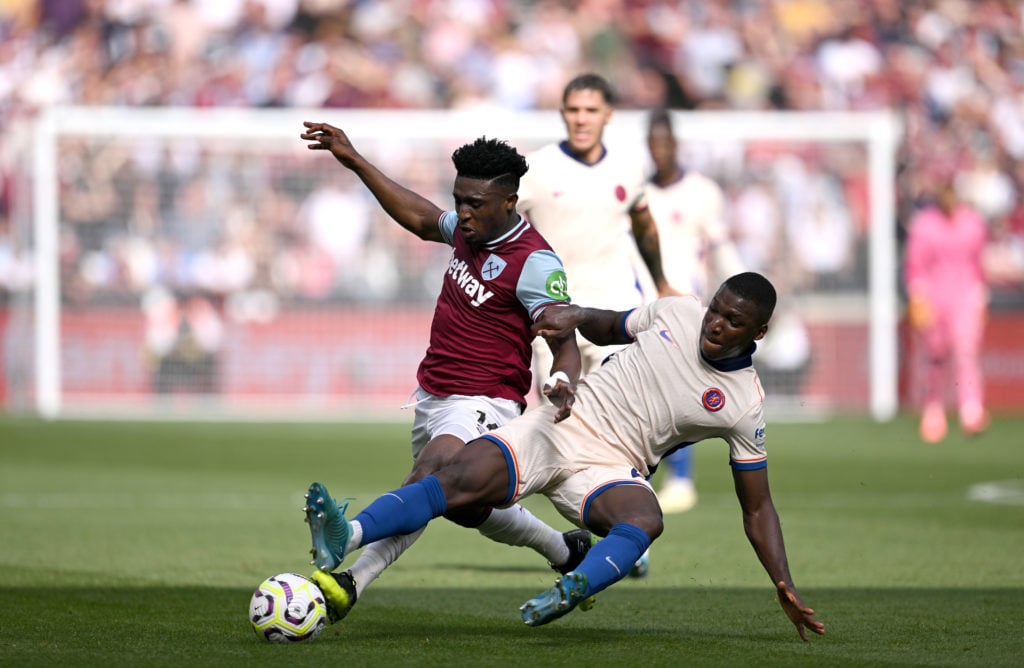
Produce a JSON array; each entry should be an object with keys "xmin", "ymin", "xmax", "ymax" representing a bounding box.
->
[{"xmin": 416, "ymin": 211, "xmax": 571, "ymax": 405}]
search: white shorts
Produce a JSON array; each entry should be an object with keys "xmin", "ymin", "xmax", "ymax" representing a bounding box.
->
[
  {"xmin": 407, "ymin": 387, "xmax": 523, "ymax": 458},
  {"xmin": 482, "ymin": 405, "xmax": 655, "ymax": 527}
]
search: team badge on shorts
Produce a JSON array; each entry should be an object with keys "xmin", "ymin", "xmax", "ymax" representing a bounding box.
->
[{"xmin": 702, "ymin": 388, "xmax": 725, "ymax": 412}]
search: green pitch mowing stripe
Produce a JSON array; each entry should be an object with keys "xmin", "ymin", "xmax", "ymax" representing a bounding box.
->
[
  {"xmin": 1, "ymin": 415, "xmax": 1022, "ymax": 666},
  {"xmin": 0, "ymin": 587, "xmax": 1020, "ymax": 666}
]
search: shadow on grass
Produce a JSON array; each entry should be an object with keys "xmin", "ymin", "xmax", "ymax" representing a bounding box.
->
[{"xmin": 1, "ymin": 586, "xmax": 1021, "ymax": 667}]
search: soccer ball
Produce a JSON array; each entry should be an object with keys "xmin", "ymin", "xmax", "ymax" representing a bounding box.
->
[{"xmin": 249, "ymin": 573, "xmax": 328, "ymax": 643}]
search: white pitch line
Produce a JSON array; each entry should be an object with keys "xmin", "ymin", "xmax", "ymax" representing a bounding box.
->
[{"xmin": 967, "ymin": 480, "xmax": 1024, "ymax": 506}]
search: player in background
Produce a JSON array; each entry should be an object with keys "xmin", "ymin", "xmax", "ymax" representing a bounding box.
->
[
  {"xmin": 516, "ymin": 74, "xmax": 679, "ymax": 577},
  {"xmin": 299, "ymin": 122, "xmax": 591, "ymax": 623},
  {"xmin": 904, "ymin": 180, "xmax": 990, "ymax": 442},
  {"xmin": 643, "ymin": 108, "xmax": 746, "ymax": 514},
  {"xmin": 517, "ymin": 73, "xmax": 678, "ymax": 380},
  {"xmin": 304, "ymin": 272, "xmax": 825, "ymax": 640}
]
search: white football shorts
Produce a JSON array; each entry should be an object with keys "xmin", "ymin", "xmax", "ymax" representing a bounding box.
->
[
  {"xmin": 407, "ymin": 386, "xmax": 523, "ymax": 458},
  {"xmin": 482, "ymin": 405, "xmax": 656, "ymax": 527}
]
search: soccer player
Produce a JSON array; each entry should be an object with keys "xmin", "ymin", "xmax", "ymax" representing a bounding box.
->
[
  {"xmin": 644, "ymin": 108, "xmax": 746, "ymax": 514},
  {"xmin": 904, "ymin": 181, "xmax": 990, "ymax": 442},
  {"xmin": 299, "ymin": 121, "xmax": 592, "ymax": 623},
  {"xmin": 517, "ymin": 73, "xmax": 678, "ymax": 380},
  {"xmin": 517, "ymin": 73, "xmax": 679, "ymax": 577},
  {"xmin": 305, "ymin": 272, "xmax": 826, "ymax": 640}
]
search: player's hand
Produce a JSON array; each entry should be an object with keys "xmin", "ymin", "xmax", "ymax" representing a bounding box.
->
[
  {"xmin": 301, "ymin": 121, "xmax": 359, "ymax": 166},
  {"xmin": 907, "ymin": 296, "xmax": 932, "ymax": 330},
  {"xmin": 776, "ymin": 581, "xmax": 825, "ymax": 641},
  {"xmin": 543, "ymin": 375, "xmax": 576, "ymax": 423},
  {"xmin": 532, "ymin": 304, "xmax": 583, "ymax": 341}
]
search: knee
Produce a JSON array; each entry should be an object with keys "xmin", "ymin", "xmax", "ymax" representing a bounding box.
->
[
  {"xmin": 405, "ymin": 438, "xmax": 464, "ymax": 484},
  {"xmin": 632, "ymin": 514, "xmax": 664, "ymax": 541},
  {"xmin": 588, "ymin": 486, "xmax": 664, "ymax": 539},
  {"xmin": 404, "ymin": 460, "xmax": 433, "ymax": 485},
  {"xmin": 591, "ymin": 512, "xmax": 663, "ymax": 541},
  {"xmin": 616, "ymin": 506, "xmax": 663, "ymax": 541}
]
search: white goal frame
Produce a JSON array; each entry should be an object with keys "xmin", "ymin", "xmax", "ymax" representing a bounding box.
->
[{"xmin": 31, "ymin": 106, "xmax": 901, "ymax": 420}]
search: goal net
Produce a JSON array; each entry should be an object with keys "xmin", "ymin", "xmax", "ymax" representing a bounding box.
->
[{"xmin": 7, "ymin": 106, "xmax": 899, "ymax": 420}]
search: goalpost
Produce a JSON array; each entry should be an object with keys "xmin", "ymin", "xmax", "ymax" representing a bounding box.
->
[{"xmin": 24, "ymin": 106, "xmax": 900, "ymax": 420}]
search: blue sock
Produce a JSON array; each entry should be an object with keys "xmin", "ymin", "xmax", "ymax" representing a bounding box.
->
[
  {"xmin": 575, "ymin": 523, "xmax": 651, "ymax": 597},
  {"xmin": 667, "ymin": 447, "xmax": 692, "ymax": 479},
  {"xmin": 354, "ymin": 475, "xmax": 448, "ymax": 545}
]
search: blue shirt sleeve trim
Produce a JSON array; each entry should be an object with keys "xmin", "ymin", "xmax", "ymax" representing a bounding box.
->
[{"xmin": 619, "ymin": 309, "xmax": 636, "ymax": 341}]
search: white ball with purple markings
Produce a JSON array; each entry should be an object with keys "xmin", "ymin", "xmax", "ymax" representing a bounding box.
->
[{"xmin": 249, "ymin": 573, "xmax": 328, "ymax": 643}]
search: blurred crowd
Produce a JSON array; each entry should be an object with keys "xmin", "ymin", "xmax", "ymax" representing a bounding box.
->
[{"xmin": 2, "ymin": 0, "xmax": 1024, "ymax": 309}]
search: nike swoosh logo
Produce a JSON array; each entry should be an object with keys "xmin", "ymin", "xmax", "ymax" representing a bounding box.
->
[{"xmin": 606, "ymin": 556, "xmax": 622, "ymax": 575}]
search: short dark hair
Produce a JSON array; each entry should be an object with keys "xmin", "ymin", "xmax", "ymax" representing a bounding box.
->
[
  {"xmin": 451, "ymin": 137, "xmax": 529, "ymax": 193},
  {"xmin": 723, "ymin": 272, "xmax": 777, "ymax": 324},
  {"xmin": 647, "ymin": 107, "xmax": 674, "ymax": 135},
  {"xmin": 563, "ymin": 73, "xmax": 616, "ymax": 106}
]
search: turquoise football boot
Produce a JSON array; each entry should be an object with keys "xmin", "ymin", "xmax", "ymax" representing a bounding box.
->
[
  {"xmin": 303, "ymin": 482, "xmax": 353, "ymax": 572},
  {"xmin": 520, "ymin": 571, "xmax": 590, "ymax": 627}
]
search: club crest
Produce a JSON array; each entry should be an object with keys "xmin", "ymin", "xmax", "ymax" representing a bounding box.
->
[
  {"xmin": 702, "ymin": 388, "xmax": 725, "ymax": 412},
  {"xmin": 480, "ymin": 254, "xmax": 507, "ymax": 281}
]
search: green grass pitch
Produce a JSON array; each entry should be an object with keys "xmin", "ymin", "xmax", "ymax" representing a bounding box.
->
[{"xmin": 1, "ymin": 413, "xmax": 1022, "ymax": 666}]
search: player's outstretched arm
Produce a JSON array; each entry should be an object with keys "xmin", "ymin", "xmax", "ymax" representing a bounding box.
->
[
  {"xmin": 300, "ymin": 121, "xmax": 445, "ymax": 242},
  {"xmin": 532, "ymin": 304, "xmax": 632, "ymax": 347},
  {"xmin": 732, "ymin": 467, "xmax": 825, "ymax": 641}
]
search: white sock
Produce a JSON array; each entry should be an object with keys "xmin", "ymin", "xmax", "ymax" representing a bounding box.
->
[
  {"xmin": 347, "ymin": 520, "xmax": 364, "ymax": 554},
  {"xmin": 346, "ymin": 527, "xmax": 425, "ymax": 598},
  {"xmin": 476, "ymin": 504, "xmax": 568, "ymax": 566}
]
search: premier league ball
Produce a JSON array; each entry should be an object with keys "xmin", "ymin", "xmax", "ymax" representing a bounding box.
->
[{"xmin": 249, "ymin": 573, "xmax": 328, "ymax": 643}]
